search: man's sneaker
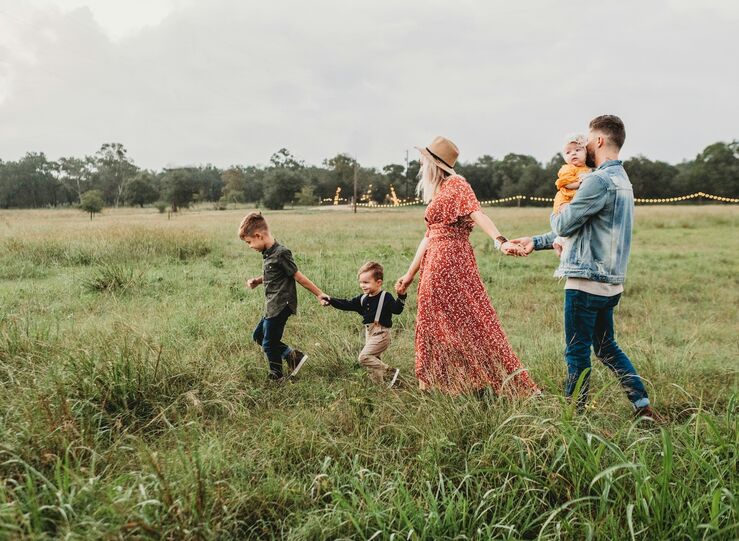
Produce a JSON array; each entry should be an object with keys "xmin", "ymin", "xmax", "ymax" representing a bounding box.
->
[
  {"xmin": 634, "ymin": 405, "xmax": 665, "ymax": 424},
  {"xmin": 387, "ymin": 368, "xmax": 400, "ymax": 389},
  {"xmin": 286, "ymin": 350, "xmax": 309, "ymax": 377}
]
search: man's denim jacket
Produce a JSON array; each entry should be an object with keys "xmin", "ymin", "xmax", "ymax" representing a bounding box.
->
[{"xmin": 533, "ymin": 160, "xmax": 633, "ymax": 284}]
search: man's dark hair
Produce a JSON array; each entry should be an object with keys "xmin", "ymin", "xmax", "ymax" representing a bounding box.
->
[{"xmin": 589, "ymin": 115, "xmax": 626, "ymax": 149}]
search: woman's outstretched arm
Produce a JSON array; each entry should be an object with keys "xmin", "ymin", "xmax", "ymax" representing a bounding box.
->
[{"xmin": 470, "ymin": 210, "xmax": 526, "ymax": 256}]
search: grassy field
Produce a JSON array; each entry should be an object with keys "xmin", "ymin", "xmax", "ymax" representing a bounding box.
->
[{"xmin": 0, "ymin": 204, "xmax": 737, "ymax": 540}]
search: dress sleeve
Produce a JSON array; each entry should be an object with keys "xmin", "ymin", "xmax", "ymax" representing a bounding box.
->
[{"xmin": 451, "ymin": 177, "xmax": 481, "ymax": 217}]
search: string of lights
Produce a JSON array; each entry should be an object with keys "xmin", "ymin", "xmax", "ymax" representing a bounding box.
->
[
  {"xmin": 334, "ymin": 191, "xmax": 738, "ymax": 208},
  {"xmin": 633, "ymin": 191, "xmax": 739, "ymax": 204}
]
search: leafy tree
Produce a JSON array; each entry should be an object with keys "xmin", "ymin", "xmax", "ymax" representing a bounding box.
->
[
  {"xmin": 294, "ymin": 184, "xmax": 317, "ymax": 206},
  {"xmin": 534, "ymin": 154, "xmax": 566, "ymax": 202},
  {"xmin": 270, "ymin": 148, "xmax": 304, "ymax": 170},
  {"xmin": 160, "ymin": 168, "xmax": 198, "ymax": 212},
  {"xmin": 124, "ymin": 171, "xmax": 159, "ymax": 207},
  {"xmin": 191, "ymin": 165, "xmax": 224, "ymax": 201},
  {"xmin": 674, "ymin": 141, "xmax": 738, "ymax": 197},
  {"xmin": 383, "ymin": 164, "xmax": 405, "ymax": 184},
  {"xmin": 457, "ymin": 155, "xmax": 501, "ymax": 201},
  {"xmin": 383, "ymin": 163, "xmax": 406, "ymax": 200},
  {"xmin": 222, "ymin": 167, "xmax": 248, "ymax": 203},
  {"xmin": 501, "ymin": 162, "xmax": 546, "ymax": 201},
  {"xmin": 242, "ymin": 166, "xmax": 265, "ymax": 203},
  {"xmin": 305, "ymin": 165, "xmax": 339, "ymax": 202},
  {"xmin": 323, "ymin": 154, "xmax": 359, "ymax": 199},
  {"xmin": 95, "ymin": 143, "xmax": 138, "ymax": 207},
  {"xmin": 495, "ymin": 154, "xmax": 540, "ymax": 197},
  {"xmin": 80, "ymin": 189, "xmax": 104, "ymax": 219},
  {"xmin": 263, "ymin": 168, "xmax": 303, "ymax": 210},
  {"xmin": 361, "ymin": 167, "xmax": 389, "ymax": 203},
  {"xmin": 624, "ymin": 156, "xmax": 679, "ymax": 198},
  {"xmin": 0, "ymin": 153, "xmax": 61, "ymax": 208},
  {"xmin": 1, "ymin": 139, "xmax": 737, "ymax": 209},
  {"xmin": 57, "ymin": 156, "xmax": 95, "ymax": 204}
]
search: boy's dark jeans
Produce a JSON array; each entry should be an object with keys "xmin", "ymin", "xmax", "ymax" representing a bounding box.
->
[
  {"xmin": 564, "ymin": 289, "xmax": 649, "ymax": 409},
  {"xmin": 252, "ymin": 306, "xmax": 293, "ymax": 378}
]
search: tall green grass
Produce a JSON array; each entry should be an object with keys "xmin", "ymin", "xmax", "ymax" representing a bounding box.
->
[
  {"xmin": 2, "ymin": 227, "xmax": 212, "ymax": 267},
  {"xmin": 0, "ymin": 205, "xmax": 736, "ymax": 539}
]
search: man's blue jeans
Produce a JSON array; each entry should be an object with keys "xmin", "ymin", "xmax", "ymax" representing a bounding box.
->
[
  {"xmin": 564, "ymin": 289, "xmax": 649, "ymax": 409},
  {"xmin": 252, "ymin": 307, "xmax": 293, "ymax": 378}
]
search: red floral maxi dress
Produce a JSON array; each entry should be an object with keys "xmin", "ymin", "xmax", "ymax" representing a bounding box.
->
[{"xmin": 415, "ymin": 175, "xmax": 539, "ymax": 396}]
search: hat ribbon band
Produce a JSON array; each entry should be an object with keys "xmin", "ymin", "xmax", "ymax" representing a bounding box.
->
[{"xmin": 426, "ymin": 147, "xmax": 454, "ymax": 169}]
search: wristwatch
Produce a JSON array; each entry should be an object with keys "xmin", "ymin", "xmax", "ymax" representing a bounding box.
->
[{"xmin": 494, "ymin": 235, "xmax": 508, "ymax": 250}]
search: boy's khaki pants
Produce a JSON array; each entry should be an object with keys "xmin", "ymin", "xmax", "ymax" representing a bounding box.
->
[{"xmin": 359, "ymin": 323, "xmax": 391, "ymax": 383}]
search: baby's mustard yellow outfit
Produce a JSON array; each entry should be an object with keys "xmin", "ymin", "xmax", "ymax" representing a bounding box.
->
[{"xmin": 553, "ymin": 164, "xmax": 591, "ymax": 213}]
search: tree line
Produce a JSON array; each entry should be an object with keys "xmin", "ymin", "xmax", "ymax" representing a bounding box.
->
[{"xmin": 0, "ymin": 141, "xmax": 736, "ymax": 210}]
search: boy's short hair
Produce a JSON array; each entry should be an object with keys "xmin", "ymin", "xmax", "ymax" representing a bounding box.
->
[
  {"xmin": 589, "ymin": 115, "xmax": 626, "ymax": 149},
  {"xmin": 358, "ymin": 261, "xmax": 383, "ymax": 281},
  {"xmin": 238, "ymin": 212, "xmax": 269, "ymax": 239}
]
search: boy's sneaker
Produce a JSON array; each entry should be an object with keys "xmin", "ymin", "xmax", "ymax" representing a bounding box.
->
[
  {"xmin": 387, "ymin": 368, "xmax": 400, "ymax": 389},
  {"xmin": 286, "ymin": 349, "xmax": 309, "ymax": 377},
  {"xmin": 634, "ymin": 405, "xmax": 665, "ymax": 424}
]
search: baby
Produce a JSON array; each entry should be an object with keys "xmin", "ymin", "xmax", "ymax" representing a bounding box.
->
[{"xmin": 553, "ymin": 134, "xmax": 591, "ymax": 255}]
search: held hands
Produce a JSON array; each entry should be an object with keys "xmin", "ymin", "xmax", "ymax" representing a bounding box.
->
[
  {"xmin": 318, "ymin": 293, "xmax": 331, "ymax": 306},
  {"xmin": 507, "ymin": 237, "xmax": 534, "ymax": 256},
  {"xmin": 395, "ymin": 274, "xmax": 413, "ymax": 295},
  {"xmin": 500, "ymin": 241, "xmax": 527, "ymax": 257}
]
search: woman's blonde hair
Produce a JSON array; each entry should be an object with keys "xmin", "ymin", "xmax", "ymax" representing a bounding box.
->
[{"xmin": 416, "ymin": 155, "xmax": 450, "ymax": 203}]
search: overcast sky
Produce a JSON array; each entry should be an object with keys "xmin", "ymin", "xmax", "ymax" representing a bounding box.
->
[{"xmin": 1, "ymin": 0, "xmax": 737, "ymax": 170}]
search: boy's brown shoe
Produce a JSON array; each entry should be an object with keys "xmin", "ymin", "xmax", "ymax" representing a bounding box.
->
[
  {"xmin": 634, "ymin": 405, "xmax": 665, "ymax": 424},
  {"xmin": 287, "ymin": 349, "xmax": 309, "ymax": 377},
  {"xmin": 387, "ymin": 368, "xmax": 400, "ymax": 389}
]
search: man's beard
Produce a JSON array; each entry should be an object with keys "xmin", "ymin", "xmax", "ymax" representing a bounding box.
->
[{"xmin": 585, "ymin": 147, "xmax": 596, "ymax": 168}]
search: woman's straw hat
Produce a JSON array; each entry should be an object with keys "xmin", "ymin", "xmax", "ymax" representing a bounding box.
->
[{"xmin": 415, "ymin": 136, "xmax": 459, "ymax": 174}]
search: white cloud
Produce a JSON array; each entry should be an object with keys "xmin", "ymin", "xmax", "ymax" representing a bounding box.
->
[
  {"xmin": 21, "ymin": 0, "xmax": 183, "ymax": 40},
  {"xmin": 0, "ymin": 0, "xmax": 737, "ymax": 169}
]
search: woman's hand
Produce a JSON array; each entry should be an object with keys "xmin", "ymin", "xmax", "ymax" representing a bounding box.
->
[
  {"xmin": 395, "ymin": 273, "xmax": 414, "ymax": 295},
  {"xmin": 501, "ymin": 241, "xmax": 527, "ymax": 257},
  {"xmin": 509, "ymin": 237, "xmax": 534, "ymax": 255}
]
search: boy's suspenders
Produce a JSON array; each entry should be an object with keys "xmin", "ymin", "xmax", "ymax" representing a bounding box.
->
[
  {"xmin": 374, "ymin": 291, "xmax": 386, "ymax": 323},
  {"xmin": 361, "ymin": 291, "xmax": 387, "ymax": 324}
]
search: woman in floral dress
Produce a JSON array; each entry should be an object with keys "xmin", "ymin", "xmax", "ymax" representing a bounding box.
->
[{"xmin": 395, "ymin": 136, "xmax": 540, "ymax": 396}]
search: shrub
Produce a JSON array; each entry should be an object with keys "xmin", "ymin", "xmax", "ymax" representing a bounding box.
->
[
  {"xmin": 83, "ymin": 264, "xmax": 143, "ymax": 293},
  {"xmin": 79, "ymin": 190, "xmax": 104, "ymax": 219}
]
